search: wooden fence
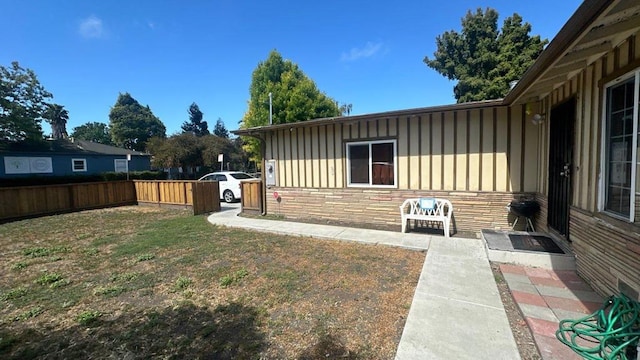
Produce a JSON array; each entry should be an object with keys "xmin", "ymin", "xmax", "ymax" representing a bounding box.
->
[
  {"xmin": 0, "ymin": 181, "xmax": 136, "ymax": 221},
  {"xmin": 134, "ymin": 180, "xmax": 220, "ymax": 215},
  {"xmin": 241, "ymin": 180, "xmax": 263, "ymax": 214},
  {"xmin": 0, "ymin": 180, "xmax": 220, "ymax": 222}
]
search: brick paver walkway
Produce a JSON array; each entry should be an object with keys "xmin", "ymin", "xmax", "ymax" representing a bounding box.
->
[{"xmin": 499, "ymin": 264, "xmax": 605, "ymax": 360}]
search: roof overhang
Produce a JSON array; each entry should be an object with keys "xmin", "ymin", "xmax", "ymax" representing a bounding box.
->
[
  {"xmin": 233, "ymin": 99, "xmax": 503, "ymax": 136},
  {"xmin": 505, "ymin": 0, "xmax": 640, "ymax": 104}
]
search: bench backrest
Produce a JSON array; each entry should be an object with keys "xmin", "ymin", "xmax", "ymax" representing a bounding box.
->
[{"xmin": 400, "ymin": 198, "xmax": 453, "ymax": 220}]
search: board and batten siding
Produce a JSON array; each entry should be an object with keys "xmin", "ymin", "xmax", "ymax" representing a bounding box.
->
[
  {"xmin": 265, "ymin": 105, "xmax": 539, "ymax": 193},
  {"xmin": 535, "ymin": 32, "xmax": 640, "ymax": 298},
  {"xmin": 539, "ymin": 33, "xmax": 640, "ymax": 214}
]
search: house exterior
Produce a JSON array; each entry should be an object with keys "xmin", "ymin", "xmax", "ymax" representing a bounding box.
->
[
  {"xmin": 235, "ymin": 0, "xmax": 640, "ymax": 298},
  {"xmin": 1, "ymin": 139, "xmax": 151, "ymax": 178}
]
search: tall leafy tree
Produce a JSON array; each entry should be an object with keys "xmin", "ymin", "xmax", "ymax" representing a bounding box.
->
[
  {"xmin": 181, "ymin": 102, "xmax": 209, "ymax": 136},
  {"xmin": 147, "ymin": 133, "xmax": 202, "ymax": 174},
  {"xmin": 147, "ymin": 134, "xmax": 249, "ymax": 176},
  {"xmin": 424, "ymin": 8, "xmax": 546, "ymax": 103},
  {"xmin": 213, "ymin": 118, "xmax": 229, "ymax": 138},
  {"xmin": 109, "ymin": 92, "xmax": 166, "ymax": 150},
  {"xmin": 70, "ymin": 122, "xmax": 113, "ymax": 145},
  {"xmin": 0, "ymin": 61, "xmax": 52, "ymax": 142},
  {"xmin": 43, "ymin": 103, "xmax": 69, "ymax": 139},
  {"xmin": 240, "ymin": 50, "xmax": 341, "ymax": 160}
]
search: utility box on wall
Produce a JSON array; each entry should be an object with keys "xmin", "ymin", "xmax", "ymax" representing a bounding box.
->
[{"xmin": 265, "ymin": 160, "xmax": 276, "ymax": 186}]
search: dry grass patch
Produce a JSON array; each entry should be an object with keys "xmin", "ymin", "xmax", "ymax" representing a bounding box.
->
[{"xmin": 0, "ymin": 206, "xmax": 424, "ymax": 359}]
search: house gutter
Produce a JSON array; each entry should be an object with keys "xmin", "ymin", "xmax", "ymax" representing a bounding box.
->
[{"xmin": 503, "ymin": 0, "xmax": 614, "ymax": 104}]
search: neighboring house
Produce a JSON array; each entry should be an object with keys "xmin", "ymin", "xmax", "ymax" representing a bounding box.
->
[
  {"xmin": 1, "ymin": 139, "xmax": 151, "ymax": 178},
  {"xmin": 236, "ymin": 0, "xmax": 640, "ymax": 298}
]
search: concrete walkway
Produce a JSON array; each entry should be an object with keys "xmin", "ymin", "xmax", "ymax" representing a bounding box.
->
[{"xmin": 207, "ymin": 204, "xmax": 520, "ymax": 360}]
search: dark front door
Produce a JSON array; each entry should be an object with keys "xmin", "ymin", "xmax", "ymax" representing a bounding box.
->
[{"xmin": 547, "ymin": 98, "xmax": 576, "ymax": 238}]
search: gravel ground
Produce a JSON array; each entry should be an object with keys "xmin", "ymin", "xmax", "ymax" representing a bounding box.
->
[{"xmin": 491, "ymin": 262, "xmax": 542, "ymax": 360}]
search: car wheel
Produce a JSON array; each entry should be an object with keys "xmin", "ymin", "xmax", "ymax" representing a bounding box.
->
[{"xmin": 223, "ymin": 190, "xmax": 235, "ymax": 203}]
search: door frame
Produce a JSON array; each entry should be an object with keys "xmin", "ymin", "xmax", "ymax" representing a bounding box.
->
[{"xmin": 547, "ymin": 97, "xmax": 577, "ymax": 239}]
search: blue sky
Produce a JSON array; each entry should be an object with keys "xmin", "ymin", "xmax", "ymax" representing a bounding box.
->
[{"xmin": 2, "ymin": 0, "xmax": 582, "ymax": 138}]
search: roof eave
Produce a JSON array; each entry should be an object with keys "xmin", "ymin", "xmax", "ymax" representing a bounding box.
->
[
  {"xmin": 233, "ymin": 99, "xmax": 504, "ymax": 135},
  {"xmin": 504, "ymin": 0, "xmax": 614, "ymax": 104}
]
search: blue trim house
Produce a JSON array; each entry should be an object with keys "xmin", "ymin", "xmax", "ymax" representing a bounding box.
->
[{"xmin": 0, "ymin": 139, "xmax": 151, "ymax": 178}]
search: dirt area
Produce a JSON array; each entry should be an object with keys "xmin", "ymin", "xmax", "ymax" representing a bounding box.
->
[
  {"xmin": 0, "ymin": 207, "xmax": 424, "ymax": 359},
  {"xmin": 244, "ymin": 213, "xmax": 543, "ymax": 358},
  {"xmin": 491, "ymin": 262, "xmax": 542, "ymax": 360},
  {"xmin": 239, "ymin": 212, "xmax": 478, "ymax": 238}
]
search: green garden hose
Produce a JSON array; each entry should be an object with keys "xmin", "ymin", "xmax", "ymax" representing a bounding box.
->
[{"xmin": 556, "ymin": 294, "xmax": 640, "ymax": 360}]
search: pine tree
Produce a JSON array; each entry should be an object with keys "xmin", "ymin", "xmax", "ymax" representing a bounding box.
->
[{"xmin": 424, "ymin": 8, "xmax": 547, "ymax": 103}]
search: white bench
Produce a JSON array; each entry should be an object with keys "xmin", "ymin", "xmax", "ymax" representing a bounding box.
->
[{"xmin": 399, "ymin": 198, "xmax": 453, "ymax": 237}]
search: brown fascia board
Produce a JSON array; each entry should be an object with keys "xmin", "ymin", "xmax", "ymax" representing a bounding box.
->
[
  {"xmin": 232, "ymin": 99, "xmax": 504, "ymax": 135},
  {"xmin": 503, "ymin": 0, "xmax": 614, "ymax": 104}
]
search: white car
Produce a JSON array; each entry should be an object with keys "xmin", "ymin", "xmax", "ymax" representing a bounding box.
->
[{"xmin": 197, "ymin": 171, "xmax": 255, "ymax": 203}]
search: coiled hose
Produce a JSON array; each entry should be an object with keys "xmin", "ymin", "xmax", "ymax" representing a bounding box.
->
[{"xmin": 555, "ymin": 294, "xmax": 640, "ymax": 360}]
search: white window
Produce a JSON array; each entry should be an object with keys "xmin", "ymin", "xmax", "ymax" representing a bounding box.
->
[
  {"xmin": 346, "ymin": 140, "xmax": 396, "ymax": 187},
  {"xmin": 114, "ymin": 159, "xmax": 128, "ymax": 173},
  {"xmin": 72, "ymin": 158, "xmax": 87, "ymax": 172},
  {"xmin": 601, "ymin": 69, "xmax": 640, "ymax": 221}
]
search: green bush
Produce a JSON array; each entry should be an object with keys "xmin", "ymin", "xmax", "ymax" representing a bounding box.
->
[{"xmin": 0, "ymin": 171, "xmax": 166, "ymax": 188}]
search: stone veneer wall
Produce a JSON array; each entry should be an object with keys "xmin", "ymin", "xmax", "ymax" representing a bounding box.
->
[
  {"xmin": 535, "ymin": 194, "xmax": 640, "ymax": 298},
  {"xmin": 533, "ymin": 195, "xmax": 549, "ymax": 233},
  {"xmin": 569, "ymin": 208, "xmax": 640, "ymax": 298},
  {"xmin": 265, "ymin": 187, "xmax": 534, "ymax": 234}
]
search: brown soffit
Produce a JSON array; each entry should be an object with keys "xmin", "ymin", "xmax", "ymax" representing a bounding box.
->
[
  {"xmin": 503, "ymin": 0, "xmax": 614, "ymax": 104},
  {"xmin": 232, "ymin": 99, "xmax": 503, "ymax": 135}
]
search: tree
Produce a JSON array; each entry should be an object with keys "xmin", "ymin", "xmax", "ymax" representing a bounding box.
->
[
  {"xmin": 424, "ymin": 8, "xmax": 547, "ymax": 103},
  {"xmin": 43, "ymin": 103, "xmax": 69, "ymax": 139},
  {"xmin": 70, "ymin": 122, "xmax": 113, "ymax": 145},
  {"xmin": 181, "ymin": 102, "xmax": 209, "ymax": 136},
  {"xmin": 147, "ymin": 134, "xmax": 249, "ymax": 176},
  {"xmin": 0, "ymin": 61, "xmax": 52, "ymax": 142},
  {"xmin": 213, "ymin": 118, "xmax": 229, "ymax": 138},
  {"xmin": 339, "ymin": 103, "xmax": 353, "ymax": 116},
  {"xmin": 109, "ymin": 92, "xmax": 166, "ymax": 150},
  {"xmin": 240, "ymin": 50, "xmax": 341, "ymax": 161},
  {"xmin": 147, "ymin": 133, "xmax": 202, "ymax": 173}
]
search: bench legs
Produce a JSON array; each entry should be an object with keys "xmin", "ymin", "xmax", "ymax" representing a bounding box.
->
[
  {"xmin": 401, "ymin": 217, "xmax": 451, "ymax": 238},
  {"xmin": 443, "ymin": 220, "xmax": 450, "ymax": 238}
]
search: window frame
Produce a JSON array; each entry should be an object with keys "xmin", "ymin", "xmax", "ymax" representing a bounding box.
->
[
  {"xmin": 72, "ymin": 158, "xmax": 87, "ymax": 172},
  {"xmin": 114, "ymin": 159, "xmax": 128, "ymax": 173},
  {"xmin": 599, "ymin": 68, "xmax": 640, "ymax": 222},
  {"xmin": 345, "ymin": 139, "xmax": 397, "ymax": 188}
]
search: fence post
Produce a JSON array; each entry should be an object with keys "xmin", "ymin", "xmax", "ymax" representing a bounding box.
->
[
  {"xmin": 156, "ymin": 181, "xmax": 161, "ymax": 207},
  {"xmin": 184, "ymin": 182, "xmax": 188, "ymax": 207},
  {"xmin": 68, "ymin": 184, "xmax": 75, "ymax": 211}
]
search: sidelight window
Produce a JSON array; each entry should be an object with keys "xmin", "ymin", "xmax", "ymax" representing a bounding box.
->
[{"xmin": 602, "ymin": 70, "xmax": 640, "ymax": 221}]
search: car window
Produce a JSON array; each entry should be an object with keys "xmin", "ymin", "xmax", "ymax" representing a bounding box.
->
[
  {"xmin": 202, "ymin": 175, "xmax": 214, "ymax": 181},
  {"xmin": 230, "ymin": 173, "xmax": 253, "ymax": 180},
  {"xmin": 216, "ymin": 175, "xmax": 227, "ymax": 181}
]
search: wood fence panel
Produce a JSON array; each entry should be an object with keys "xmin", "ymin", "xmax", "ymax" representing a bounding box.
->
[
  {"xmin": 241, "ymin": 180, "xmax": 263, "ymax": 214},
  {"xmin": 0, "ymin": 181, "xmax": 136, "ymax": 221},
  {"xmin": 192, "ymin": 182, "xmax": 220, "ymax": 215},
  {"xmin": 1, "ymin": 180, "xmax": 220, "ymax": 222}
]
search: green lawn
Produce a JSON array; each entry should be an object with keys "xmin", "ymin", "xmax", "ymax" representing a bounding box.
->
[{"xmin": 0, "ymin": 206, "xmax": 424, "ymax": 359}]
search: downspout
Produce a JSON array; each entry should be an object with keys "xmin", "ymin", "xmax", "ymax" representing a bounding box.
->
[{"xmin": 259, "ymin": 135, "xmax": 267, "ymax": 216}]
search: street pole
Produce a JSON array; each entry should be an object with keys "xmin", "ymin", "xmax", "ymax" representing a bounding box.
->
[{"xmin": 268, "ymin": 92, "xmax": 273, "ymax": 125}]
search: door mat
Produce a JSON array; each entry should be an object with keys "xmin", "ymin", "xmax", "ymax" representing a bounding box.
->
[{"xmin": 508, "ymin": 234, "xmax": 565, "ymax": 254}]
